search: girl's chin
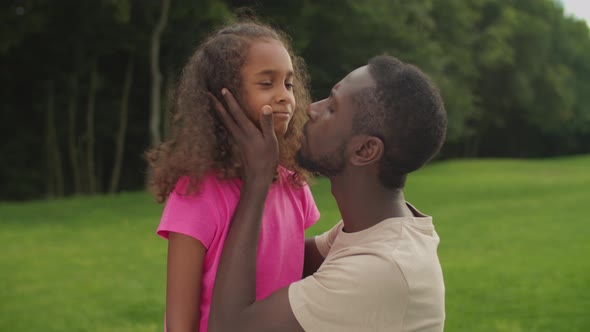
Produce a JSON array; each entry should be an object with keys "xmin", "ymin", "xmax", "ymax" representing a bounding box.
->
[
  {"xmin": 274, "ymin": 125, "xmax": 289, "ymax": 137},
  {"xmin": 273, "ymin": 119, "xmax": 291, "ymax": 137}
]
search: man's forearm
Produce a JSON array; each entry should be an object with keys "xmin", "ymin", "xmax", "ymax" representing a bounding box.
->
[
  {"xmin": 209, "ymin": 179, "xmax": 271, "ymax": 329},
  {"xmin": 207, "ymin": 90, "xmax": 302, "ymax": 332}
]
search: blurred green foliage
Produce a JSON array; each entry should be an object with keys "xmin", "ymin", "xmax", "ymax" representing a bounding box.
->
[{"xmin": 1, "ymin": 0, "xmax": 589, "ymax": 199}]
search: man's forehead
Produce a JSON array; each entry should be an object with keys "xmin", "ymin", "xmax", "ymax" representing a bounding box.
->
[
  {"xmin": 347, "ymin": 65, "xmax": 369, "ymax": 79},
  {"xmin": 337, "ymin": 65, "xmax": 375, "ymax": 94}
]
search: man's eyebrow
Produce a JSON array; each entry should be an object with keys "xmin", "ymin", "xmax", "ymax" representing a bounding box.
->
[
  {"xmin": 330, "ymin": 89, "xmax": 338, "ymax": 104},
  {"xmin": 255, "ymin": 69, "xmax": 294, "ymax": 76}
]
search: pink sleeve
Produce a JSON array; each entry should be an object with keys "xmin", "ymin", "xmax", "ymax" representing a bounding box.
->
[
  {"xmin": 302, "ymin": 183, "xmax": 320, "ymax": 229},
  {"xmin": 156, "ymin": 177, "xmax": 219, "ymax": 249}
]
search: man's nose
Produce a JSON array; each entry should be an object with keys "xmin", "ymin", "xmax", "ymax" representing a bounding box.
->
[{"xmin": 306, "ymin": 102, "xmax": 320, "ymax": 121}]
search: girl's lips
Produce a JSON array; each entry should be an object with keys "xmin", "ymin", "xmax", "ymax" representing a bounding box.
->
[{"xmin": 272, "ymin": 112, "xmax": 291, "ymax": 119}]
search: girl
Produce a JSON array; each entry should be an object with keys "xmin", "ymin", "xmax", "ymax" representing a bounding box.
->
[{"xmin": 147, "ymin": 21, "xmax": 320, "ymax": 332}]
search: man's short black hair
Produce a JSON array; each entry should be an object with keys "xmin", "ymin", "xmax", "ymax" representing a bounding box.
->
[{"xmin": 352, "ymin": 55, "xmax": 447, "ymax": 189}]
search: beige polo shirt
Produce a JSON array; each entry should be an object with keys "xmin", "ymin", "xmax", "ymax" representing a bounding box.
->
[{"xmin": 288, "ymin": 204, "xmax": 445, "ymax": 331}]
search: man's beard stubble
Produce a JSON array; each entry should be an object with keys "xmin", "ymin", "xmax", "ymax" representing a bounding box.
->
[{"xmin": 295, "ymin": 139, "xmax": 347, "ymax": 177}]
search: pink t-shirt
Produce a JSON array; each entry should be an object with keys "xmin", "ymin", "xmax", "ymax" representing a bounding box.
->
[{"xmin": 157, "ymin": 168, "xmax": 320, "ymax": 331}]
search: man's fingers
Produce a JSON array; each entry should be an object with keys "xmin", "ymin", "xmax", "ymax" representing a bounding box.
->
[
  {"xmin": 221, "ymin": 89, "xmax": 258, "ymax": 133},
  {"xmin": 207, "ymin": 92, "xmax": 243, "ymax": 138},
  {"xmin": 260, "ymin": 105, "xmax": 277, "ymax": 144}
]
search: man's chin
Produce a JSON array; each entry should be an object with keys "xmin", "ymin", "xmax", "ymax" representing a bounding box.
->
[{"xmin": 295, "ymin": 150, "xmax": 317, "ymax": 173}]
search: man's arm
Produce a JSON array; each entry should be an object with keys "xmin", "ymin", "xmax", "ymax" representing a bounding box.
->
[{"xmin": 207, "ymin": 90, "xmax": 304, "ymax": 332}]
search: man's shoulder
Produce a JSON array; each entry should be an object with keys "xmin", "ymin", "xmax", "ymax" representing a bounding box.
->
[
  {"xmin": 288, "ymin": 247, "xmax": 410, "ymax": 331},
  {"xmin": 316, "ymin": 244, "xmax": 409, "ymax": 293},
  {"xmin": 290, "ymin": 226, "xmax": 444, "ymax": 330},
  {"xmin": 321, "ymin": 217, "xmax": 443, "ymax": 292}
]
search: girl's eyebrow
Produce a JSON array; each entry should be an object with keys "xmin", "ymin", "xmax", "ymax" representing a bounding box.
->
[{"xmin": 255, "ymin": 69, "xmax": 294, "ymax": 76}]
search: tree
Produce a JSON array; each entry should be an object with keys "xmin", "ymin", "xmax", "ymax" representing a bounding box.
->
[
  {"xmin": 109, "ymin": 56, "xmax": 134, "ymax": 193},
  {"xmin": 45, "ymin": 80, "xmax": 64, "ymax": 197},
  {"xmin": 149, "ymin": 0, "xmax": 171, "ymax": 150}
]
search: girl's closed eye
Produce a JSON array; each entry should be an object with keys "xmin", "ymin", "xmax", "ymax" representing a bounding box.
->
[
  {"xmin": 285, "ymin": 81, "xmax": 294, "ymax": 89},
  {"xmin": 258, "ymin": 81, "xmax": 272, "ymax": 87}
]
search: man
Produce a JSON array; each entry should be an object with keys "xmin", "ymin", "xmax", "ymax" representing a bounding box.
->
[{"xmin": 208, "ymin": 55, "xmax": 447, "ymax": 332}]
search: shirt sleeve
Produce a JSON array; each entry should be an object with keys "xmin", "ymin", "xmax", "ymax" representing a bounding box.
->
[
  {"xmin": 156, "ymin": 177, "xmax": 219, "ymax": 249},
  {"xmin": 313, "ymin": 221, "xmax": 343, "ymax": 258},
  {"xmin": 288, "ymin": 253, "xmax": 408, "ymax": 331},
  {"xmin": 302, "ymin": 183, "xmax": 320, "ymax": 229}
]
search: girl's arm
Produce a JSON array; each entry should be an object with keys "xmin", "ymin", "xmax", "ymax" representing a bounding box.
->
[{"xmin": 166, "ymin": 232, "xmax": 206, "ymax": 332}]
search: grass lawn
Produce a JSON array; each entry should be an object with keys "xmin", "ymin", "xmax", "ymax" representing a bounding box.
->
[{"xmin": 1, "ymin": 156, "xmax": 589, "ymax": 331}]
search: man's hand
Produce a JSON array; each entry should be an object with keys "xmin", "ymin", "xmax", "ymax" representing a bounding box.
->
[
  {"xmin": 209, "ymin": 89, "xmax": 278, "ymax": 186},
  {"xmin": 207, "ymin": 88, "xmax": 304, "ymax": 332}
]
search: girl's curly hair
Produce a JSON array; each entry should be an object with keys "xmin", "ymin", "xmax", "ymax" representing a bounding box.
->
[{"xmin": 146, "ymin": 21, "xmax": 312, "ymax": 203}]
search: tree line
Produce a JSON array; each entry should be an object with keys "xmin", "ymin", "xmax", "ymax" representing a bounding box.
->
[{"xmin": 1, "ymin": 0, "xmax": 589, "ymax": 200}]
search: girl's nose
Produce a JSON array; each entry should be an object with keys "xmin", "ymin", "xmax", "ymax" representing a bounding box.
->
[{"xmin": 275, "ymin": 86, "xmax": 293, "ymax": 104}]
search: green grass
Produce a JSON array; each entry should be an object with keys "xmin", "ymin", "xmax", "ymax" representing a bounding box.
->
[{"xmin": 2, "ymin": 156, "xmax": 589, "ymax": 331}]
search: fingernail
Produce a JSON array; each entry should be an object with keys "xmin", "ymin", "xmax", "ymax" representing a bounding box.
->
[
  {"xmin": 221, "ymin": 89, "xmax": 227, "ymax": 96},
  {"xmin": 263, "ymin": 106, "xmax": 272, "ymax": 115}
]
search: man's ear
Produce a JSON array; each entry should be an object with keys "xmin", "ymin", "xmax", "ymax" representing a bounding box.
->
[{"xmin": 349, "ymin": 136, "xmax": 384, "ymax": 166}]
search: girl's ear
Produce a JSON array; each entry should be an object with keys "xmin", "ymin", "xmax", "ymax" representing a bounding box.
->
[{"xmin": 349, "ymin": 136, "xmax": 384, "ymax": 166}]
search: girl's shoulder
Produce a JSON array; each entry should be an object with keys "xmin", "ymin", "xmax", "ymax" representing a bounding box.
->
[
  {"xmin": 172, "ymin": 168, "xmax": 308, "ymax": 197},
  {"xmin": 172, "ymin": 175, "xmax": 192, "ymax": 194},
  {"xmin": 172, "ymin": 171, "xmax": 236, "ymax": 197},
  {"xmin": 277, "ymin": 166, "xmax": 292, "ymax": 178},
  {"xmin": 277, "ymin": 166, "xmax": 311, "ymax": 190}
]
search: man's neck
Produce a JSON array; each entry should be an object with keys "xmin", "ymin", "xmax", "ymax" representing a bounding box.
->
[{"xmin": 330, "ymin": 174, "xmax": 412, "ymax": 233}]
